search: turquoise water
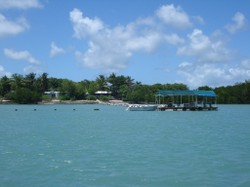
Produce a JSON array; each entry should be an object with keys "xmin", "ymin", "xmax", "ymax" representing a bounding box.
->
[{"xmin": 0, "ymin": 104, "xmax": 250, "ymax": 187}]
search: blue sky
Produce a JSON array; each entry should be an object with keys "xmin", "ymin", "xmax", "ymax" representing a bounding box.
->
[{"xmin": 0, "ymin": 0, "xmax": 249, "ymax": 88}]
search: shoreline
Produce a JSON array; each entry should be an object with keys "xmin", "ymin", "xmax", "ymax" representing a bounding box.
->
[
  {"xmin": 39, "ymin": 100, "xmax": 100, "ymax": 105},
  {"xmin": 0, "ymin": 99, "xmax": 128, "ymax": 105}
]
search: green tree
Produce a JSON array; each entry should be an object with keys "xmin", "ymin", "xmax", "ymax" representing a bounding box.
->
[
  {"xmin": 11, "ymin": 74, "xmax": 24, "ymax": 91},
  {"xmin": 37, "ymin": 73, "xmax": 49, "ymax": 92},
  {"xmin": 198, "ymin": 85, "xmax": 213, "ymax": 90},
  {"xmin": 0, "ymin": 76, "xmax": 11, "ymax": 97},
  {"xmin": 80, "ymin": 79, "xmax": 98, "ymax": 95},
  {"xmin": 75, "ymin": 82, "xmax": 86, "ymax": 100},
  {"xmin": 108, "ymin": 74, "xmax": 135, "ymax": 99},
  {"xmin": 7, "ymin": 88, "xmax": 42, "ymax": 104},
  {"xmin": 60, "ymin": 79, "xmax": 77, "ymax": 100},
  {"xmin": 48, "ymin": 77, "xmax": 63, "ymax": 90},
  {"xmin": 126, "ymin": 84, "xmax": 146, "ymax": 103},
  {"xmin": 96, "ymin": 74, "xmax": 108, "ymax": 90},
  {"xmin": 24, "ymin": 73, "xmax": 36, "ymax": 91}
]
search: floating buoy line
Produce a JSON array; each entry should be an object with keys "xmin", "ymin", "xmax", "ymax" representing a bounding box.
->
[{"xmin": 13, "ymin": 108, "xmax": 101, "ymax": 111}]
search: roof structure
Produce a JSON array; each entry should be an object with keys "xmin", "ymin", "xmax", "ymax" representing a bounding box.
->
[
  {"xmin": 95, "ymin": 91, "xmax": 112, "ymax": 95},
  {"xmin": 156, "ymin": 90, "xmax": 217, "ymax": 97}
]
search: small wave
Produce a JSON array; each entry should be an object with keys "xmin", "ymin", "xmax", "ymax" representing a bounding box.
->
[
  {"xmin": 73, "ymin": 168, "xmax": 84, "ymax": 172},
  {"xmin": 50, "ymin": 165, "xmax": 59, "ymax": 169},
  {"xmin": 2, "ymin": 151, "xmax": 12, "ymax": 154},
  {"xmin": 64, "ymin": 160, "xmax": 72, "ymax": 164}
]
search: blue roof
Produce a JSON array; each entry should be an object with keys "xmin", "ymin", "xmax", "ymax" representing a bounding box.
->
[
  {"xmin": 156, "ymin": 90, "xmax": 217, "ymax": 97},
  {"xmin": 193, "ymin": 90, "xmax": 217, "ymax": 97}
]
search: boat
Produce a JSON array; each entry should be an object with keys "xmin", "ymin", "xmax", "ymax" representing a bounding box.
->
[{"xmin": 126, "ymin": 104, "xmax": 157, "ymax": 111}]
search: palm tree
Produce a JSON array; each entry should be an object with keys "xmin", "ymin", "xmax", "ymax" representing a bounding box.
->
[
  {"xmin": 0, "ymin": 75, "xmax": 11, "ymax": 96},
  {"xmin": 38, "ymin": 73, "xmax": 49, "ymax": 92},
  {"xmin": 25, "ymin": 72, "xmax": 36, "ymax": 90},
  {"xmin": 96, "ymin": 74, "xmax": 108, "ymax": 90},
  {"xmin": 125, "ymin": 76, "xmax": 135, "ymax": 91},
  {"xmin": 11, "ymin": 73, "xmax": 24, "ymax": 90}
]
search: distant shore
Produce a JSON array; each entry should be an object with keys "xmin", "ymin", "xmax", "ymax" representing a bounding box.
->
[
  {"xmin": 0, "ymin": 99, "xmax": 128, "ymax": 105},
  {"xmin": 39, "ymin": 100, "xmax": 100, "ymax": 105}
]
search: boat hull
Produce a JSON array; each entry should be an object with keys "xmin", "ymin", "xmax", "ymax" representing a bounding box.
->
[{"xmin": 126, "ymin": 105, "xmax": 157, "ymax": 111}]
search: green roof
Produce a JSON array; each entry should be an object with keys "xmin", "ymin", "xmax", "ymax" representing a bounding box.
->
[{"xmin": 156, "ymin": 90, "xmax": 217, "ymax": 97}]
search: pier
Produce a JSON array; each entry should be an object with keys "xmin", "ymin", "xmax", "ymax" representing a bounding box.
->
[{"xmin": 155, "ymin": 90, "xmax": 218, "ymax": 111}]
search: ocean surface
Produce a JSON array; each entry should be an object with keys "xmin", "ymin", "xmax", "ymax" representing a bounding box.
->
[{"xmin": 0, "ymin": 104, "xmax": 250, "ymax": 187}]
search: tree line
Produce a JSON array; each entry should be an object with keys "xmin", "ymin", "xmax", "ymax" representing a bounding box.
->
[{"xmin": 0, "ymin": 72, "xmax": 250, "ymax": 104}]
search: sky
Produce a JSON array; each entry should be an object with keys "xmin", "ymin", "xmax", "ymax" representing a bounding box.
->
[{"xmin": 0, "ymin": 0, "xmax": 249, "ymax": 88}]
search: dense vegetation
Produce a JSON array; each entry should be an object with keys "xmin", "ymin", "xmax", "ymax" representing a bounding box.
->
[{"xmin": 0, "ymin": 72, "xmax": 250, "ymax": 104}]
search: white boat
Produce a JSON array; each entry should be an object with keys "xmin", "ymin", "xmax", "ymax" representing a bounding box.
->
[{"xmin": 126, "ymin": 104, "xmax": 157, "ymax": 111}]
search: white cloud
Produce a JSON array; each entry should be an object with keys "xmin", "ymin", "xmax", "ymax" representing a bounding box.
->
[
  {"xmin": 125, "ymin": 32, "xmax": 162, "ymax": 52},
  {"xmin": 70, "ymin": 8, "xmax": 162, "ymax": 72},
  {"xmin": 0, "ymin": 0, "xmax": 41, "ymax": 37},
  {"xmin": 178, "ymin": 59, "xmax": 250, "ymax": 88},
  {"xmin": 4, "ymin": 48, "xmax": 40, "ymax": 65},
  {"xmin": 69, "ymin": 6, "xmax": 248, "ymax": 88},
  {"xmin": 178, "ymin": 63, "xmax": 227, "ymax": 87},
  {"xmin": 70, "ymin": 8, "xmax": 104, "ymax": 38},
  {"xmin": 0, "ymin": 65, "xmax": 11, "ymax": 77},
  {"xmin": 156, "ymin": 4, "xmax": 192, "ymax": 29},
  {"xmin": 240, "ymin": 59, "xmax": 250, "ymax": 69},
  {"xmin": 23, "ymin": 65, "xmax": 42, "ymax": 74},
  {"xmin": 4, "ymin": 49, "xmax": 42, "ymax": 74},
  {"xmin": 0, "ymin": 0, "xmax": 42, "ymax": 9},
  {"xmin": 177, "ymin": 29, "xmax": 231, "ymax": 63},
  {"xmin": 0, "ymin": 14, "xmax": 29, "ymax": 37},
  {"xmin": 193, "ymin": 16, "xmax": 205, "ymax": 25},
  {"xmin": 69, "ymin": 6, "xmax": 198, "ymax": 73},
  {"xmin": 228, "ymin": 67, "xmax": 250, "ymax": 78},
  {"xmin": 229, "ymin": 59, "xmax": 250, "ymax": 79},
  {"xmin": 76, "ymin": 41, "xmax": 131, "ymax": 72},
  {"xmin": 226, "ymin": 12, "xmax": 246, "ymax": 34},
  {"xmin": 165, "ymin": 33, "xmax": 185, "ymax": 45},
  {"xmin": 178, "ymin": 29, "xmax": 210, "ymax": 54},
  {"xmin": 50, "ymin": 42, "xmax": 65, "ymax": 57},
  {"xmin": 175, "ymin": 29, "xmax": 248, "ymax": 87}
]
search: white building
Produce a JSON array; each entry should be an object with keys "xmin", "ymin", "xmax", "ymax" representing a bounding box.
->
[{"xmin": 44, "ymin": 91, "xmax": 60, "ymax": 99}]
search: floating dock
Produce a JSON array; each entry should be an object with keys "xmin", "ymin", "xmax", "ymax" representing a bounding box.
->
[
  {"xmin": 157, "ymin": 105, "xmax": 218, "ymax": 111},
  {"xmin": 155, "ymin": 90, "xmax": 218, "ymax": 111}
]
